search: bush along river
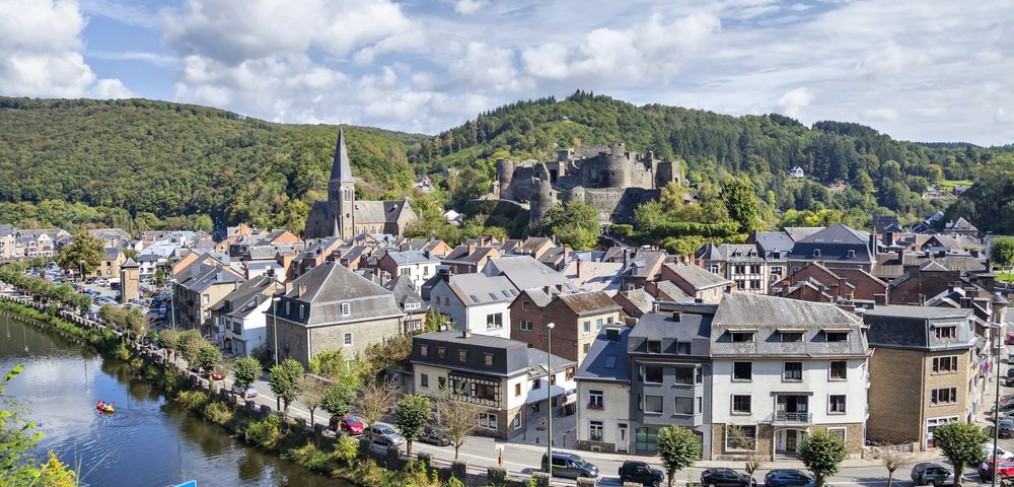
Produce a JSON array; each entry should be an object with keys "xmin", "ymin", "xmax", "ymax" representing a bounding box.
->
[{"xmin": 0, "ymin": 307, "xmax": 342, "ymax": 487}]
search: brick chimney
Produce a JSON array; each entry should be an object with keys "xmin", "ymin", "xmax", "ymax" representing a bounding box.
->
[{"xmin": 297, "ymin": 283, "xmax": 307, "ymax": 298}]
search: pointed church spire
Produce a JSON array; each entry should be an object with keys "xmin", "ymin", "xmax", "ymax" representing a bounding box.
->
[
  {"xmin": 333, "ymin": 214, "xmax": 341, "ymax": 239},
  {"xmin": 330, "ymin": 127, "xmax": 354, "ymax": 183}
]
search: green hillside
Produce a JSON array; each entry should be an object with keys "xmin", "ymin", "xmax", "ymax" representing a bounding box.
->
[
  {"xmin": 418, "ymin": 91, "xmax": 1010, "ymax": 230},
  {"xmin": 0, "ymin": 97, "xmax": 424, "ymax": 233}
]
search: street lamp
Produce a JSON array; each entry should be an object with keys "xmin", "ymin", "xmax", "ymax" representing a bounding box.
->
[
  {"xmin": 992, "ymin": 320, "xmax": 1002, "ymax": 487},
  {"xmin": 170, "ymin": 278, "xmax": 177, "ymax": 329},
  {"xmin": 546, "ymin": 321, "xmax": 555, "ymax": 478},
  {"xmin": 272, "ymin": 296, "xmax": 281, "ymax": 366}
]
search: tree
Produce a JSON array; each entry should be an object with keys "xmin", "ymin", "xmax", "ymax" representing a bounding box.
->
[
  {"xmin": 722, "ymin": 177, "xmax": 759, "ymax": 232},
  {"xmin": 123, "ymin": 306, "xmax": 147, "ymax": 343},
  {"xmin": 308, "ymin": 349, "xmax": 348, "ymax": 380},
  {"xmin": 194, "ymin": 344, "xmax": 223, "ymax": 379},
  {"xmin": 991, "ymin": 237, "xmax": 1014, "ymax": 272},
  {"xmin": 395, "ymin": 394, "xmax": 433, "ymax": 456},
  {"xmin": 355, "ymin": 379, "xmax": 399, "ymax": 426},
  {"xmin": 321, "ymin": 381, "xmax": 357, "ymax": 419},
  {"xmin": 656, "ymin": 425, "xmax": 701, "ymax": 487},
  {"xmin": 297, "ymin": 376, "xmax": 327, "ymax": 427},
  {"xmin": 158, "ymin": 328, "xmax": 181, "ymax": 363},
  {"xmin": 177, "ymin": 330, "xmax": 206, "ymax": 364},
  {"xmin": 434, "ymin": 390, "xmax": 485, "ymax": 460},
  {"xmin": 268, "ymin": 359, "xmax": 304, "ymax": 420},
  {"xmin": 933, "ymin": 422, "xmax": 987, "ymax": 487},
  {"xmin": 232, "ymin": 356, "xmax": 262, "ymax": 390},
  {"xmin": 539, "ymin": 201, "xmax": 600, "ymax": 250},
  {"xmin": 798, "ymin": 429, "xmax": 848, "ymax": 487},
  {"xmin": 56, "ymin": 230, "xmax": 103, "ymax": 276},
  {"xmin": 873, "ymin": 446, "xmax": 911, "ymax": 487},
  {"xmin": 424, "ymin": 308, "xmax": 448, "ymax": 333}
]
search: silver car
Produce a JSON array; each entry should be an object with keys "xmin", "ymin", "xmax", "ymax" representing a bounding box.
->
[{"xmin": 369, "ymin": 423, "xmax": 405, "ymax": 447}]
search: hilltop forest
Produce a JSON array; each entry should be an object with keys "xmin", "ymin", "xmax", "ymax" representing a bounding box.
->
[{"xmin": 0, "ymin": 92, "xmax": 1012, "ymax": 238}]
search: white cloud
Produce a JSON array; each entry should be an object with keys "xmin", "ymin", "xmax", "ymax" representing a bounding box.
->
[
  {"xmin": 777, "ymin": 88, "xmax": 813, "ymax": 118},
  {"xmin": 454, "ymin": 0, "xmax": 487, "ymax": 15},
  {"xmin": 0, "ymin": 0, "xmax": 131, "ymax": 98},
  {"xmin": 88, "ymin": 50, "xmax": 179, "ymax": 68}
]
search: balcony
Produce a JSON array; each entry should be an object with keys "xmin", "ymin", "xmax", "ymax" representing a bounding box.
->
[
  {"xmin": 773, "ymin": 411, "xmax": 812, "ymax": 424},
  {"xmin": 587, "ymin": 402, "xmax": 604, "ymax": 411}
]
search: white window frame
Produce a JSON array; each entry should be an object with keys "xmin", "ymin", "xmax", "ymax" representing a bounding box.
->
[
  {"xmin": 828, "ymin": 394, "xmax": 847, "ymax": 414},
  {"xmin": 343, "ymin": 332, "xmax": 353, "ymax": 346},
  {"xmin": 589, "ymin": 420, "xmax": 604, "ymax": 442},
  {"xmin": 588, "ymin": 390, "xmax": 604, "ymax": 410},
  {"xmin": 478, "ymin": 412, "xmax": 497, "ymax": 430},
  {"xmin": 725, "ymin": 424, "xmax": 757, "ymax": 452},
  {"xmin": 644, "ymin": 395, "xmax": 663, "ymax": 414},
  {"xmin": 340, "ymin": 302, "xmax": 351, "ymax": 316}
]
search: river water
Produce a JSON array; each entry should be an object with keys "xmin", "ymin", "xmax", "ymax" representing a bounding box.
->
[{"xmin": 0, "ymin": 312, "xmax": 340, "ymax": 487}]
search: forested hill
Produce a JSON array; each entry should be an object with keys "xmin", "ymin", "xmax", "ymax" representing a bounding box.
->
[
  {"xmin": 0, "ymin": 97, "xmax": 423, "ymax": 233},
  {"xmin": 417, "ymin": 91, "xmax": 1011, "ymax": 228}
]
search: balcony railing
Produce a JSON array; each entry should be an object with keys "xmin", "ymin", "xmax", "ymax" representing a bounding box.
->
[
  {"xmin": 773, "ymin": 411, "xmax": 812, "ymax": 423},
  {"xmin": 587, "ymin": 402, "xmax": 604, "ymax": 410}
]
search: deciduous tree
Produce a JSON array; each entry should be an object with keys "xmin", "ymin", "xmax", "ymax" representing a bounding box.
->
[
  {"xmin": 799, "ymin": 429, "xmax": 848, "ymax": 487},
  {"xmin": 933, "ymin": 422, "xmax": 987, "ymax": 487},
  {"xmin": 395, "ymin": 394, "xmax": 433, "ymax": 456},
  {"xmin": 268, "ymin": 359, "xmax": 304, "ymax": 420},
  {"xmin": 656, "ymin": 425, "xmax": 701, "ymax": 487},
  {"xmin": 297, "ymin": 376, "xmax": 327, "ymax": 427},
  {"xmin": 232, "ymin": 356, "xmax": 262, "ymax": 391},
  {"xmin": 434, "ymin": 389, "xmax": 485, "ymax": 460},
  {"xmin": 56, "ymin": 230, "xmax": 103, "ymax": 276}
]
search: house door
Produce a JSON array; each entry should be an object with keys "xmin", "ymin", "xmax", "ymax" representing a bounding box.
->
[
  {"xmin": 617, "ymin": 424, "xmax": 628, "ymax": 453},
  {"xmin": 786, "ymin": 430, "xmax": 799, "ymax": 451}
]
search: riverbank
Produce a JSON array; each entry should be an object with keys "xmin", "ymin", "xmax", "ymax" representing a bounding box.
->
[{"xmin": 0, "ymin": 293, "xmax": 523, "ymax": 487}]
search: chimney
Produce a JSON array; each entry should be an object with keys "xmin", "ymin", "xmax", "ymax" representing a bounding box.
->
[
  {"xmin": 462, "ymin": 327, "xmax": 471, "ymax": 339},
  {"xmin": 467, "ymin": 242, "xmax": 476, "ymax": 254},
  {"xmin": 576, "ymin": 258, "xmax": 582, "ymax": 278},
  {"xmin": 298, "ymin": 283, "xmax": 307, "ymax": 298},
  {"xmin": 868, "ymin": 232, "xmax": 876, "ymax": 257},
  {"xmin": 623, "ymin": 248, "xmax": 630, "ymax": 268},
  {"xmin": 544, "ymin": 285, "xmax": 553, "ymax": 295}
]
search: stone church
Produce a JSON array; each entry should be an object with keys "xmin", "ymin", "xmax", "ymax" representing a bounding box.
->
[{"xmin": 304, "ymin": 129, "xmax": 417, "ymax": 240}]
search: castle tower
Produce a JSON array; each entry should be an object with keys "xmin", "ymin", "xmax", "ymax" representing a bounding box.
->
[
  {"xmin": 496, "ymin": 159, "xmax": 515, "ymax": 200},
  {"xmin": 530, "ymin": 164, "xmax": 554, "ymax": 228},
  {"xmin": 328, "ymin": 128, "xmax": 356, "ymax": 240},
  {"xmin": 119, "ymin": 257, "xmax": 139, "ymax": 304},
  {"xmin": 606, "ymin": 143, "xmax": 630, "ymax": 188}
]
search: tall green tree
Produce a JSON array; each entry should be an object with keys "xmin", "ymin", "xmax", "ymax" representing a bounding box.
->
[
  {"xmin": 321, "ymin": 381, "xmax": 357, "ymax": 420},
  {"xmin": 656, "ymin": 425, "xmax": 701, "ymax": 487},
  {"xmin": 232, "ymin": 356, "xmax": 262, "ymax": 391},
  {"xmin": 798, "ymin": 429, "xmax": 848, "ymax": 487},
  {"xmin": 297, "ymin": 376, "xmax": 327, "ymax": 427},
  {"xmin": 722, "ymin": 177, "xmax": 759, "ymax": 232},
  {"xmin": 933, "ymin": 422, "xmax": 987, "ymax": 487},
  {"xmin": 539, "ymin": 200, "xmax": 600, "ymax": 250},
  {"xmin": 56, "ymin": 230, "xmax": 104, "ymax": 276},
  {"xmin": 194, "ymin": 344, "xmax": 223, "ymax": 376},
  {"xmin": 158, "ymin": 327, "xmax": 181, "ymax": 363},
  {"xmin": 991, "ymin": 237, "xmax": 1014, "ymax": 272},
  {"xmin": 394, "ymin": 394, "xmax": 433, "ymax": 456},
  {"xmin": 268, "ymin": 359, "xmax": 305, "ymax": 420}
]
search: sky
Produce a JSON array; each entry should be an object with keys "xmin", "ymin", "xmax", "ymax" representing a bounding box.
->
[{"xmin": 1, "ymin": 0, "xmax": 1012, "ymax": 146}]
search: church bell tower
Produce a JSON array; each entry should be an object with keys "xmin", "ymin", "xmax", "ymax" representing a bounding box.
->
[{"xmin": 328, "ymin": 128, "xmax": 356, "ymax": 239}]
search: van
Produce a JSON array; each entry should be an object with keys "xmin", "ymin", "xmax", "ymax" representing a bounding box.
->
[{"xmin": 541, "ymin": 451, "xmax": 599, "ymax": 479}]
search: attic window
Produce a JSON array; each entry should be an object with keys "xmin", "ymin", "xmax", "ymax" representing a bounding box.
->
[
  {"xmin": 825, "ymin": 331, "xmax": 849, "ymax": 342},
  {"xmin": 647, "ymin": 340, "xmax": 662, "ymax": 353},
  {"xmin": 846, "ymin": 249, "xmax": 856, "ymax": 259},
  {"xmin": 813, "ymin": 249, "xmax": 821, "ymax": 258},
  {"xmin": 780, "ymin": 332, "xmax": 804, "ymax": 342},
  {"xmin": 731, "ymin": 331, "xmax": 755, "ymax": 343},
  {"xmin": 934, "ymin": 326, "xmax": 957, "ymax": 340},
  {"xmin": 340, "ymin": 302, "xmax": 351, "ymax": 316}
]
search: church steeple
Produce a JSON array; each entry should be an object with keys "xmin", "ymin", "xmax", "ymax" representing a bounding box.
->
[{"xmin": 330, "ymin": 127, "xmax": 354, "ymax": 183}]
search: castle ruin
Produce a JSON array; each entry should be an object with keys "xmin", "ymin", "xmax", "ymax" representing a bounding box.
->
[{"xmin": 494, "ymin": 143, "xmax": 681, "ymax": 226}]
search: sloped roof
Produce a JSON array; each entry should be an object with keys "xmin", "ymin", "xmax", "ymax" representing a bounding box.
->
[
  {"xmin": 788, "ymin": 223, "xmax": 873, "ymax": 263},
  {"xmin": 384, "ymin": 275, "xmax": 424, "ymax": 310},
  {"xmin": 864, "ymin": 305, "xmax": 976, "ymax": 351},
  {"xmin": 485, "ymin": 256, "xmax": 576, "ymax": 292},
  {"xmin": 653, "ymin": 280, "xmax": 692, "ymax": 301},
  {"xmin": 576, "ymin": 327, "xmax": 630, "ymax": 382},
  {"xmin": 783, "ymin": 227, "xmax": 824, "ymax": 242},
  {"xmin": 272, "ymin": 261, "xmax": 402, "ymax": 326},
  {"xmin": 557, "ymin": 291, "xmax": 622, "ymax": 315},
  {"xmin": 353, "ymin": 200, "xmax": 412, "ymax": 225},
  {"xmin": 386, "ymin": 250, "xmax": 439, "ymax": 265},
  {"xmin": 616, "ymin": 288, "xmax": 654, "ymax": 315},
  {"xmin": 330, "ymin": 128, "xmax": 353, "ymax": 182},
  {"xmin": 753, "ymin": 231, "xmax": 796, "ymax": 256},
  {"xmin": 447, "ymin": 274, "xmax": 518, "ymax": 306},
  {"xmin": 563, "ymin": 260, "xmax": 623, "ymax": 294},
  {"xmin": 664, "ymin": 262, "xmax": 732, "ymax": 291}
]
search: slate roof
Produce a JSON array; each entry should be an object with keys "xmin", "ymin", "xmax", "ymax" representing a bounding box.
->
[
  {"xmin": 121, "ymin": 257, "xmax": 138, "ymax": 268},
  {"xmin": 653, "ymin": 280, "xmax": 692, "ymax": 301},
  {"xmin": 556, "ymin": 291, "xmax": 622, "ymax": 315},
  {"xmin": 753, "ymin": 231, "xmax": 795, "ymax": 258},
  {"xmin": 353, "ymin": 200, "xmax": 411, "ymax": 225},
  {"xmin": 211, "ymin": 274, "xmax": 279, "ymax": 317},
  {"xmin": 664, "ymin": 263, "xmax": 732, "ymax": 291},
  {"xmin": 863, "ymin": 305, "xmax": 976, "ymax": 351},
  {"xmin": 330, "ymin": 128, "xmax": 354, "ymax": 182},
  {"xmin": 443, "ymin": 245, "xmax": 497, "ymax": 264},
  {"xmin": 386, "ymin": 250, "xmax": 439, "ymax": 265},
  {"xmin": 695, "ymin": 242, "xmax": 722, "ymax": 261},
  {"xmin": 525, "ymin": 348, "xmax": 577, "ymax": 378},
  {"xmin": 271, "ymin": 261, "xmax": 402, "ymax": 326},
  {"xmin": 576, "ymin": 326, "xmax": 630, "ymax": 382},
  {"xmin": 484, "ymin": 256, "xmax": 577, "ymax": 292},
  {"xmin": 563, "ymin": 260, "xmax": 623, "ymax": 294},
  {"xmin": 616, "ymin": 288, "xmax": 654, "ymax": 315},
  {"xmin": 631, "ymin": 305, "xmax": 715, "ymax": 344},
  {"xmin": 447, "ymin": 274, "xmax": 518, "ymax": 306},
  {"xmin": 103, "ymin": 247, "xmax": 122, "ymax": 261},
  {"xmin": 627, "ymin": 251, "xmax": 667, "ymax": 277},
  {"xmin": 946, "ymin": 217, "xmax": 978, "ymax": 232},
  {"xmin": 709, "ymin": 293, "xmax": 867, "ymax": 357},
  {"xmin": 177, "ymin": 263, "xmax": 244, "ymax": 293},
  {"xmin": 788, "ymin": 223, "xmax": 874, "ymax": 263},
  {"xmin": 783, "ymin": 227, "xmax": 824, "ymax": 242}
]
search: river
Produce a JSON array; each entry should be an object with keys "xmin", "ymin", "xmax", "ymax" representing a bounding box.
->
[{"xmin": 0, "ymin": 311, "xmax": 341, "ymax": 487}]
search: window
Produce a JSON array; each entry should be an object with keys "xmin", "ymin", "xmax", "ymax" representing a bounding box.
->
[
  {"xmin": 675, "ymin": 397, "xmax": 694, "ymax": 415},
  {"xmin": 825, "ymin": 331, "xmax": 849, "ymax": 342},
  {"xmin": 813, "ymin": 249, "xmax": 821, "ymax": 258},
  {"xmin": 298, "ymin": 304, "xmax": 304, "ymax": 319},
  {"xmin": 934, "ymin": 326, "xmax": 957, "ymax": 340},
  {"xmin": 596, "ymin": 318, "xmax": 603, "ymax": 330},
  {"xmin": 583, "ymin": 321, "xmax": 591, "ymax": 334},
  {"xmin": 484, "ymin": 353, "xmax": 494, "ymax": 366},
  {"xmin": 750, "ymin": 280, "xmax": 761, "ymax": 289},
  {"xmin": 645, "ymin": 395, "xmax": 663, "ymax": 414},
  {"xmin": 643, "ymin": 365, "xmax": 664, "ymax": 384},
  {"xmin": 677, "ymin": 342, "xmax": 691, "ymax": 354},
  {"xmin": 750, "ymin": 265, "xmax": 761, "ymax": 274},
  {"xmin": 732, "ymin": 395, "xmax": 752, "ymax": 414},
  {"xmin": 421, "ymin": 374, "xmax": 429, "ymax": 388},
  {"xmin": 828, "ymin": 427, "xmax": 846, "ymax": 442},
  {"xmin": 583, "ymin": 343, "xmax": 591, "ymax": 354},
  {"xmin": 829, "ymin": 361, "xmax": 847, "ymax": 380},
  {"xmin": 725, "ymin": 424, "xmax": 757, "ymax": 451},
  {"xmin": 458, "ymin": 350, "xmax": 467, "ymax": 362},
  {"xmin": 486, "ymin": 312, "xmax": 503, "ymax": 330},
  {"xmin": 202, "ymin": 294, "xmax": 209, "ymax": 304},
  {"xmin": 674, "ymin": 367, "xmax": 694, "ymax": 385},
  {"xmin": 566, "ymin": 367, "xmax": 575, "ymax": 380},
  {"xmin": 522, "ymin": 300, "xmax": 529, "ymax": 311},
  {"xmin": 420, "ymin": 345, "xmax": 428, "ymax": 357},
  {"xmin": 589, "ymin": 421, "xmax": 604, "ymax": 441},
  {"xmin": 647, "ymin": 340, "xmax": 662, "ymax": 353},
  {"xmin": 636, "ymin": 427, "xmax": 659, "ymax": 454},
  {"xmin": 532, "ymin": 379, "xmax": 541, "ymax": 390},
  {"xmin": 588, "ymin": 390, "xmax": 604, "ymax": 410},
  {"xmin": 520, "ymin": 320, "xmax": 533, "ymax": 331},
  {"xmin": 343, "ymin": 332, "xmax": 353, "ymax": 346},
  {"xmin": 478, "ymin": 412, "xmax": 497, "ymax": 430},
  {"xmin": 340, "ymin": 302, "xmax": 351, "ymax": 316},
  {"xmin": 514, "ymin": 383, "xmax": 521, "ymax": 397},
  {"xmin": 734, "ymin": 265, "xmax": 745, "ymax": 274},
  {"xmin": 707, "ymin": 265, "xmax": 720, "ymax": 274},
  {"xmin": 512, "ymin": 414, "xmax": 521, "ymax": 430},
  {"xmin": 438, "ymin": 377, "xmax": 446, "ymax": 389},
  {"xmin": 771, "ymin": 266, "xmax": 784, "ymax": 275},
  {"xmin": 731, "ymin": 332, "xmax": 755, "ymax": 342},
  {"xmin": 437, "ymin": 347, "xmax": 446, "ymax": 359},
  {"xmin": 931, "ymin": 387, "xmax": 958, "ymax": 405},
  {"xmin": 781, "ymin": 332, "xmax": 803, "ymax": 342},
  {"xmin": 829, "ymin": 395, "xmax": 847, "ymax": 414},
  {"xmin": 846, "ymin": 249, "xmax": 856, "ymax": 259},
  {"xmin": 783, "ymin": 362, "xmax": 803, "ymax": 381},
  {"xmin": 733, "ymin": 362, "xmax": 752, "ymax": 381},
  {"xmin": 933, "ymin": 356, "xmax": 959, "ymax": 373}
]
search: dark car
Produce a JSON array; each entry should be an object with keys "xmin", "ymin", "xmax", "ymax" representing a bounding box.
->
[
  {"xmin": 911, "ymin": 462, "xmax": 954, "ymax": 486},
  {"xmin": 619, "ymin": 460, "xmax": 664, "ymax": 486},
  {"xmin": 1000, "ymin": 419, "xmax": 1014, "ymax": 439},
  {"xmin": 418, "ymin": 426, "xmax": 451, "ymax": 446},
  {"xmin": 1007, "ymin": 368, "xmax": 1014, "ymax": 378},
  {"xmin": 541, "ymin": 451, "xmax": 599, "ymax": 479},
  {"xmin": 702, "ymin": 468, "xmax": 755, "ymax": 487},
  {"xmin": 764, "ymin": 469, "xmax": 814, "ymax": 487}
]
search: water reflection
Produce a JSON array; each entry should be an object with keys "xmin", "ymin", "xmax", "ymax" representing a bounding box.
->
[{"xmin": 0, "ymin": 312, "xmax": 340, "ymax": 487}]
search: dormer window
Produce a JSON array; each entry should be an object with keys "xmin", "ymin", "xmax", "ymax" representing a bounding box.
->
[
  {"xmin": 934, "ymin": 326, "xmax": 957, "ymax": 340},
  {"xmin": 780, "ymin": 331, "xmax": 804, "ymax": 342},
  {"xmin": 341, "ymin": 302, "xmax": 351, "ymax": 316},
  {"xmin": 731, "ymin": 331, "xmax": 755, "ymax": 343},
  {"xmin": 825, "ymin": 331, "xmax": 849, "ymax": 342},
  {"xmin": 647, "ymin": 340, "xmax": 662, "ymax": 353},
  {"xmin": 813, "ymin": 249, "xmax": 821, "ymax": 258},
  {"xmin": 846, "ymin": 249, "xmax": 856, "ymax": 259}
]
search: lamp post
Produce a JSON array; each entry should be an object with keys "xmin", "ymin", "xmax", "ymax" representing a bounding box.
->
[
  {"xmin": 170, "ymin": 278, "xmax": 177, "ymax": 329},
  {"xmin": 993, "ymin": 320, "xmax": 1002, "ymax": 487},
  {"xmin": 272, "ymin": 296, "xmax": 281, "ymax": 366},
  {"xmin": 546, "ymin": 321, "xmax": 555, "ymax": 477}
]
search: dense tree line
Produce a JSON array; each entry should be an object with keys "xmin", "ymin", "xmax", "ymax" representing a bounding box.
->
[{"xmin": 0, "ymin": 97, "xmax": 423, "ymax": 233}]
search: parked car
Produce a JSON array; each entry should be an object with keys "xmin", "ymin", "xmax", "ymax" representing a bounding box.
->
[
  {"xmin": 979, "ymin": 459, "xmax": 1014, "ymax": 481},
  {"xmin": 541, "ymin": 451, "xmax": 599, "ymax": 480},
  {"xmin": 1000, "ymin": 419, "xmax": 1014, "ymax": 439},
  {"xmin": 702, "ymin": 468, "xmax": 756, "ymax": 487},
  {"xmin": 985, "ymin": 443, "xmax": 1014, "ymax": 461},
  {"xmin": 619, "ymin": 460, "xmax": 664, "ymax": 486},
  {"xmin": 418, "ymin": 426, "xmax": 451, "ymax": 446},
  {"xmin": 764, "ymin": 469, "xmax": 814, "ymax": 487},
  {"xmin": 230, "ymin": 384, "xmax": 257, "ymax": 399},
  {"xmin": 368, "ymin": 424, "xmax": 405, "ymax": 447},
  {"xmin": 911, "ymin": 462, "xmax": 955, "ymax": 486},
  {"xmin": 329, "ymin": 415, "xmax": 366, "ymax": 436}
]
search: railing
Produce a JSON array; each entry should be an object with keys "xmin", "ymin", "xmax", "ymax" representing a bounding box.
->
[
  {"xmin": 587, "ymin": 402, "xmax": 604, "ymax": 410},
  {"xmin": 774, "ymin": 411, "xmax": 812, "ymax": 423}
]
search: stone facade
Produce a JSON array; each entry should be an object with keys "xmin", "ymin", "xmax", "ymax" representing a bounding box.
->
[
  {"xmin": 269, "ymin": 314, "xmax": 402, "ymax": 367},
  {"xmin": 495, "ymin": 143, "xmax": 681, "ymax": 224}
]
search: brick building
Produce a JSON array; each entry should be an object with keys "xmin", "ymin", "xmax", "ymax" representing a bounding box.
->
[{"xmin": 509, "ymin": 289, "xmax": 622, "ymax": 363}]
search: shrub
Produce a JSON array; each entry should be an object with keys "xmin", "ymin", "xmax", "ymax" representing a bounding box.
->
[
  {"xmin": 610, "ymin": 224, "xmax": 633, "ymax": 236},
  {"xmin": 245, "ymin": 413, "xmax": 282, "ymax": 450},
  {"xmin": 332, "ymin": 434, "xmax": 359, "ymax": 465},
  {"xmin": 176, "ymin": 389, "xmax": 212, "ymax": 412},
  {"xmin": 204, "ymin": 401, "xmax": 233, "ymax": 425}
]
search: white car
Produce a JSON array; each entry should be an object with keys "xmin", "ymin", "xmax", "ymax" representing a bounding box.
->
[{"xmin": 984, "ymin": 443, "xmax": 1014, "ymax": 461}]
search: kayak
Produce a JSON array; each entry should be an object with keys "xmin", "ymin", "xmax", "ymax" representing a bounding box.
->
[{"xmin": 96, "ymin": 401, "xmax": 115, "ymax": 413}]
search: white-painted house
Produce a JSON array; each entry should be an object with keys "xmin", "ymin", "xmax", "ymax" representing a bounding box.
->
[{"xmin": 428, "ymin": 273, "xmax": 517, "ymax": 338}]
